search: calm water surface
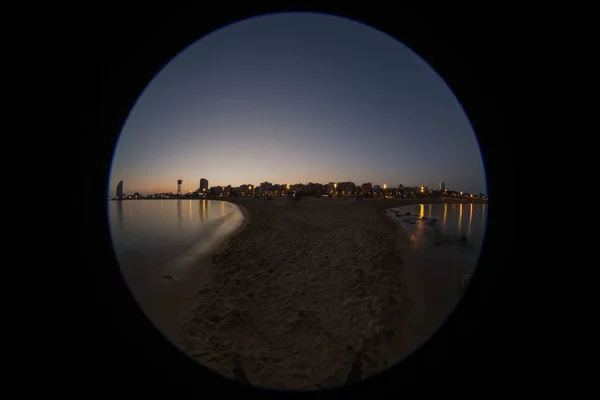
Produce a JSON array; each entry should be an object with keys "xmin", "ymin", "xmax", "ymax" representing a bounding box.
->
[
  {"xmin": 108, "ymin": 199, "xmax": 243, "ymax": 282},
  {"xmin": 393, "ymin": 202, "xmax": 488, "ymax": 253},
  {"xmin": 386, "ymin": 202, "xmax": 488, "ymax": 358}
]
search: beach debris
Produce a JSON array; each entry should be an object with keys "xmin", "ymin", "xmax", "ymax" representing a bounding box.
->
[
  {"xmin": 161, "ymin": 275, "xmax": 173, "ymax": 280},
  {"xmin": 419, "ymin": 216, "xmax": 438, "ymax": 226}
]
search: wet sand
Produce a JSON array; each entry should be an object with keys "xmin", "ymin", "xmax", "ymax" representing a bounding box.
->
[
  {"xmin": 175, "ymin": 197, "xmax": 452, "ymax": 389},
  {"xmin": 383, "ymin": 207, "xmax": 480, "ymax": 359},
  {"xmin": 124, "ymin": 204, "xmax": 246, "ymax": 342}
]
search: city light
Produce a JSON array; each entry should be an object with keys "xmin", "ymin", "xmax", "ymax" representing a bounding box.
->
[{"xmin": 111, "ymin": 179, "xmax": 486, "ymax": 202}]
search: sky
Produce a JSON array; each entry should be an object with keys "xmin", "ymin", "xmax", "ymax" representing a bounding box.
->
[{"xmin": 108, "ymin": 12, "xmax": 487, "ymax": 197}]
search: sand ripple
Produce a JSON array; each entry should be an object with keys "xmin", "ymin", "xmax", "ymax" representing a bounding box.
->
[{"xmin": 179, "ymin": 198, "xmax": 407, "ymax": 390}]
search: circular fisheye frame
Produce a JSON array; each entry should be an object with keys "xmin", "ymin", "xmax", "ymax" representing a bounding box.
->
[{"xmin": 107, "ymin": 11, "xmax": 488, "ymax": 390}]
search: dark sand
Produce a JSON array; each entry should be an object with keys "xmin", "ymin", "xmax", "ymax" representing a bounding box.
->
[{"xmin": 173, "ymin": 197, "xmax": 469, "ymax": 389}]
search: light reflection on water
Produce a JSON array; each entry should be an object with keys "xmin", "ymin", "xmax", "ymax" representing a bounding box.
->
[
  {"xmin": 108, "ymin": 199, "xmax": 242, "ymax": 279},
  {"xmin": 443, "ymin": 203, "xmax": 447, "ymax": 234},
  {"xmin": 390, "ymin": 203, "xmax": 488, "ymax": 254},
  {"xmin": 467, "ymin": 202, "xmax": 473, "ymax": 237},
  {"xmin": 387, "ymin": 202, "xmax": 488, "ymax": 364},
  {"xmin": 201, "ymin": 199, "xmax": 207, "ymax": 222}
]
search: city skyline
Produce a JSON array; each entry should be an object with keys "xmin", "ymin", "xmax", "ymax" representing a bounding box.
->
[
  {"xmin": 108, "ymin": 12, "xmax": 487, "ymax": 197},
  {"xmin": 111, "ymin": 177, "xmax": 484, "ymax": 198}
]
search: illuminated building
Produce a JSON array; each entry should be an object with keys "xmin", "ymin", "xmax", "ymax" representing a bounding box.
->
[{"xmin": 200, "ymin": 178, "xmax": 208, "ymax": 193}]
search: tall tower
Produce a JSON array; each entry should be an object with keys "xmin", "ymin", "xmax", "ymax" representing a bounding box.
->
[
  {"xmin": 440, "ymin": 181, "xmax": 446, "ymax": 191},
  {"xmin": 177, "ymin": 179, "xmax": 183, "ymax": 196},
  {"xmin": 116, "ymin": 180, "xmax": 123, "ymax": 199},
  {"xmin": 200, "ymin": 178, "xmax": 208, "ymax": 193}
]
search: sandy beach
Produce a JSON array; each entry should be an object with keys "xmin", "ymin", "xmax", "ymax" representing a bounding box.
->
[{"xmin": 173, "ymin": 197, "xmax": 468, "ymax": 389}]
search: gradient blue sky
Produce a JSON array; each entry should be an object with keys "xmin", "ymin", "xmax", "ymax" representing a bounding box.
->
[{"xmin": 109, "ymin": 12, "xmax": 486, "ymax": 196}]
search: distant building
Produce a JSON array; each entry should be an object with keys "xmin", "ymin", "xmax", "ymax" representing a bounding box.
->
[
  {"xmin": 260, "ymin": 181, "xmax": 273, "ymax": 194},
  {"xmin": 360, "ymin": 182, "xmax": 373, "ymax": 194},
  {"xmin": 373, "ymin": 184, "xmax": 381, "ymax": 193},
  {"xmin": 209, "ymin": 186, "xmax": 224, "ymax": 196},
  {"xmin": 272, "ymin": 184, "xmax": 284, "ymax": 194},
  {"xmin": 239, "ymin": 184, "xmax": 250, "ymax": 195},
  {"xmin": 440, "ymin": 181, "xmax": 446, "ymax": 191},
  {"xmin": 200, "ymin": 178, "xmax": 208, "ymax": 193},
  {"xmin": 305, "ymin": 182, "xmax": 324, "ymax": 194},
  {"xmin": 116, "ymin": 181, "xmax": 123, "ymax": 199},
  {"xmin": 291, "ymin": 183, "xmax": 305, "ymax": 192},
  {"xmin": 337, "ymin": 181, "xmax": 356, "ymax": 196}
]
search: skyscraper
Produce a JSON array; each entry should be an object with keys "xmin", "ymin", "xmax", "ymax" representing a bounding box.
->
[
  {"xmin": 200, "ymin": 178, "xmax": 208, "ymax": 193},
  {"xmin": 116, "ymin": 180, "xmax": 123, "ymax": 199},
  {"xmin": 177, "ymin": 179, "xmax": 183, "ymax": 196},
  {"xmin": 440, "ymin": 181, "xmax": 446, "ymax": 191}
]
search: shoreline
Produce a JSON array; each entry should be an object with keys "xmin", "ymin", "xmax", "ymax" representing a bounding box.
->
[
  {"xmin": 129, "ymin": 201, "xmax": 247, "ymax": 344},
  {"xmin": 384, "ymin": 204, "xmax": 481, "ymax": 359},
  {"xmin": 176, "ymin": 197, "xmax": 423, "ymax": 389},
  {"xmin": 143, "ymin": 197, "xmax": 483, "ymax": 389},
  {"xmin": 109, "ymin": 197, "xmax": 488, "ymax": 205}
]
